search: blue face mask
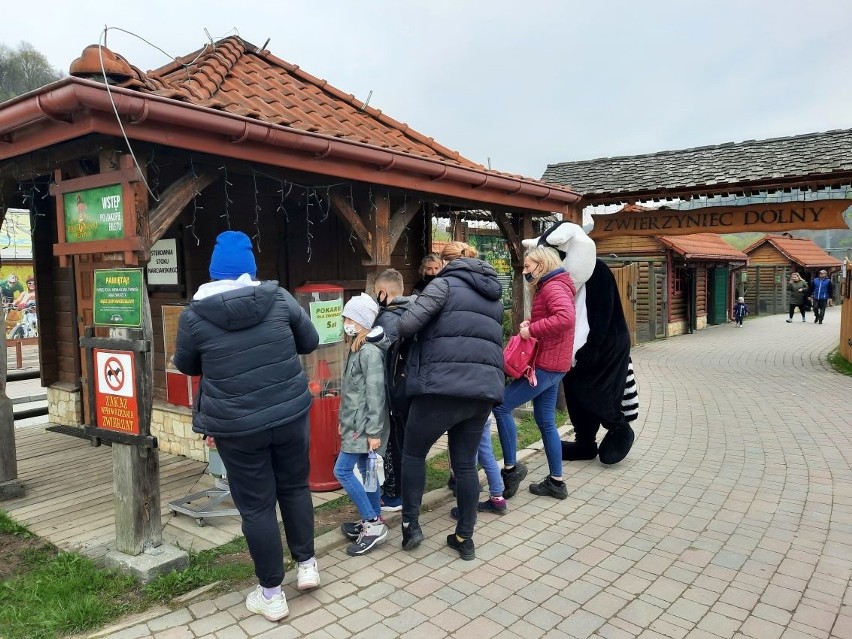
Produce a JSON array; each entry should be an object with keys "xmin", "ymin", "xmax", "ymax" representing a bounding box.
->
[{"xmin": 524, "ymin": 272, "xmax": 535, "ymax": 283}]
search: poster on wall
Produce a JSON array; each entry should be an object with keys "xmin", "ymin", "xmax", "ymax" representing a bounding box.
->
[
  {"xmin": 470, "ymin": 233, "xmax": 513, "ymax": 308},
  {"xmin": 63, "ymin": 184, "xmax": 124, "ymax": 243},
  {"xmin": 1, "ymin": 209, "xmax": 37, "ymax": 340},
  {"xmin": 309, "ymin": 298, "xmax": 344, "ymax": 345}
]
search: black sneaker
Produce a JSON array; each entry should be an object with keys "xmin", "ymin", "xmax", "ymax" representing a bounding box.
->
[
  {"xmin": 529, "ymin": 476, "xmax": 568, "ymax": 500},
  {"xmin": 401, "ymin": 520, "xmax": 424, "ymax": 551},
  {"xmin": 446, "ymin": 534, "xmax": 475, "ymax": 561},
  {"xmin": 450, "ymin": 497, "xmax": 508, "ymax": 520},
  {"xmin": 501, "ymin": 463, "xmax": 527, "ymax": 499},
  {"xmin": 346, "ymin": 519, "xmax": 388, "ymax": 556},
  {"xmin": 341, "ymin": 520, "xmax": 362, "ymax": 541}
]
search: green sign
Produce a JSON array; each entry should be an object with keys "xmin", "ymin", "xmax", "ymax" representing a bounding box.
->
[
  {"xmin": 93, "ymin": 269, "xmax": 143, "ymax": 327},
  {"xmin": 309, "ymin": 298, "xmax": 343, "ymax": 345},
  {"xmin": 64, "ymin": 184, "xmax": 124, "ymax": 243}
]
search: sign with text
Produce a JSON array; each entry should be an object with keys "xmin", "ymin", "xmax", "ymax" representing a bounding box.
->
[
  {"xmin": 590, "ymin": 200, "xmax": 852, "ymax": 238},
  {"xmin": 94, "ymin": 349, "xmax": 140, "ymax": 435},
  {"xmin": 146, "ymin": 238, "xmax": 180, "ymax": 285},
  {"xmin": 93, "ymin": 269, "xmax": 143, "ymax": 327},
  {"xmin": 309, "ymin": 298, "xmax": 344, "ymax": 345},
  {"xmin": 63, "ymin": 184, "xmax": 125, "ymax": 243}
]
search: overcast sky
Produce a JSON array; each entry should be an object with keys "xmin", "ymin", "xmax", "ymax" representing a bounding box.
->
[{"xmin": 3, "ymin": 0, "xmax": 851, "ymax": 180}]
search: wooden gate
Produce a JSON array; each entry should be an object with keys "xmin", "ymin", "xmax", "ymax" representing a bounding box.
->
[{"xmin": 611, "ymin": 262, "xmax": 638, "ymax": 346}]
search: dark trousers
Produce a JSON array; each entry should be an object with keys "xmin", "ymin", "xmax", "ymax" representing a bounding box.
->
[
  {"xmin": 214, "ymin": 415, "xmax": 314, "ymax": 587},
  {"xmin": 788, "ymin": 303, "xmax": 806, "ymax": 320},
  {"xmin": 381, "ymin": 417, "xmax": 406, "ymax": 499},
  {"xmin": 563, "ymin": 375, "xmax": 629, "ymax": 444},
  {"xmin": 401, "ymin": 395, "xmax": 491, "ymax": 539},
  {"xmin": 813, "ymin": 299, "xmax": 828, "ymax": 322}
]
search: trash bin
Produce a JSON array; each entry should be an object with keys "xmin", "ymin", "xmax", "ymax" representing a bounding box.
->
[{"xmin": 294, "ymin": 284, "xmax": 346, "ymax": 491}]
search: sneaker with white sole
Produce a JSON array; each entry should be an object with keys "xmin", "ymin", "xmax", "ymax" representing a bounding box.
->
[
  {"xmin": 296, "ymin": 559, "xmax": 320, "ymax": 591},
  {"xmin": 346, "ymin": 519, "xmax": 388, "ymax": 556},
  {"xmin": 341, "ymin": 520, "xmax": 363, "ymax": 540},
  {"xmin": 246, "ymin": 585, "xmax": 289, "ymax": 621}
]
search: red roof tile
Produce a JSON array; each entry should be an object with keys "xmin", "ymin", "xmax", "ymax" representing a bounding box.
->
[
  {"xmin": 742, "ymin": 235, "xmax": 843, "ymax": 268},
  {"xmin": 128, "ymin": 37, "xmax": 481, "ymax": 169},
  {"xmin": 656, "ymin": 234, "xmax": 748, "ymax": 261}
]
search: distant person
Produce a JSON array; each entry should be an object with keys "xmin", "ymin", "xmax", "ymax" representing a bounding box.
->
[
  {"xmin": 174, "ymin": 230, "xmax": 321, "ymax": 622},
  {"xmin": 786, "ymin": 272, "xmax": 809, "ymax": 323},
  {"xmin": 809, "ymin": 269, "xmax": 833, "ymax": 325},
  {"xmin": 397, "ymin": 241, "xmax": 504, "ymax": 560},
  {"xmin": 733, "ymin": 296, "xmax": 748, "ymax": 327},
  {"xmin": 411, "ymin": 253, "xmax": 442, "ymax": 295},
  {"xmin": 371, "ymin": 269, "xmax": 415, "ymax": 512}
]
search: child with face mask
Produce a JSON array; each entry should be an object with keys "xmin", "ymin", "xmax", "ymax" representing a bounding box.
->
[{"xmin": 333, "ymin": 293, "xmax": 391, "ymax": 556}]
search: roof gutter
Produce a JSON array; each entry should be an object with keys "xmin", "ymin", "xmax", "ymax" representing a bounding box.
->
[{"xmin": 0, "ymin": 78, "xmax": 580, "ymax": 209}]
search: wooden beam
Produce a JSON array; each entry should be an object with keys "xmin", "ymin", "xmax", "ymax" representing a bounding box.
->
[
  {"xmin": 147, "ymin": 170, "xmax": 216, "ymax": 245},
  {"xmin": 388, "ymin": 199, "xmax": 421, "ymax": 252},
  {"xmin": 326, "ymin": 193, "xmax": 372, "ymax": 260},
  {"xmin": 371, "ymin": 193, "xmax": 391, "ymax": 265},
  {"xmin": 0, "ymin": 135, "xmax": 112, "ymax": 180},
  {"xmin": 493, "ymin": 210, "xmax": 522, "ymax": 266}
]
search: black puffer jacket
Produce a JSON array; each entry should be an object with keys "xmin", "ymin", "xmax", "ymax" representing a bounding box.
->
[
  {"xmin": 174, "ymin": 281, "xmax": 319, "ymax": 437},
  {"xmin": 397, "ymin": 258, "xmax": 504, "ymax": 403}
]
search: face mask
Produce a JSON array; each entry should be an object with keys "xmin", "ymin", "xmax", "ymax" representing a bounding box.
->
[
  {"xmin": 343, "ymin": 324, "xmax": 359, "ymax": 337},
  {"xmin": 376, "ymin": 291, "xmax": 388, "ymax": 308},
  {"xmin": 524, "ymin": 272, "xmax": 535, "ymax": 283},
  {"xmin": 422, "ymin": 274, "xmax": 436, "ymax": 285}
]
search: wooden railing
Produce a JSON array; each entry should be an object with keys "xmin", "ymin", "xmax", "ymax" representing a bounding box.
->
[{"xmin": 6, "ymin": 337, "xmax": 37, "ymax": 369}]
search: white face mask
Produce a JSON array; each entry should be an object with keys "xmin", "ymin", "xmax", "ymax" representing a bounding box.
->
[{"xmin": 343, "ymin": 324, "xmax": 359, "ymax": 337}]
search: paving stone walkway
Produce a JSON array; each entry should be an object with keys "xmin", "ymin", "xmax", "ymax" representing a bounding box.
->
[{"xmin": 88, "ymin": 308, "xmax": 852, "ymax": 639}]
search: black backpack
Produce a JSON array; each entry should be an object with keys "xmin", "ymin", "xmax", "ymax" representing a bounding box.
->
[{"xmin": 384, "ymin": 337, "xmax": 411, "ymax": 429}]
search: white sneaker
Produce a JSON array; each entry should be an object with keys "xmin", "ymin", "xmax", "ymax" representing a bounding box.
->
[
  {"xmin": 297, "ymin": 558, "xmax": 320, "ymax": 591},
  {"xmin": 246, "ymin": 585, "xmax": 289, "ymax": 621}
]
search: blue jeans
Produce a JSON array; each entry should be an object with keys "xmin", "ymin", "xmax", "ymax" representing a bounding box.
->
[
  {"xmin": 494, "ymin": 368, "xmax": 564, "ymax": 477},
  {"xmin": 479, "ymin": 418, "xmax": 504, "ymax": 497},
  {"xmin": 334, "ymin": 452, "xmax": 381, "ymax": 521}
]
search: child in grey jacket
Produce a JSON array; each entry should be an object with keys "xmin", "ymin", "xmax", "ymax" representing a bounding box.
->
[{"xmin": 333, "ymin": 293, "xmax": 391, "ymax": 556}]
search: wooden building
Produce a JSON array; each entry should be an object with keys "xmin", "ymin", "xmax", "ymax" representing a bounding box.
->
[
  {"xmin": 742, "ymin": 234, "xmax": 843, "ymax": 315},
  {"xmin": 0, "ymin": 37, "xmax": 580, "ymax": 462},
  {"xmin": 594, "ymin": 231, "xmax": 747, "ymax": 342}
]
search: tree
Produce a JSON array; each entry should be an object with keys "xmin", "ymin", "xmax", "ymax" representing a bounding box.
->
[{"xmin": 0, "ymin": 42, "xmax": 63, "ymax": 102}]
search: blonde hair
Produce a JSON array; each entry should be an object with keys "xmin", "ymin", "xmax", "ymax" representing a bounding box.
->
[
  {"xmin": 440, "ymin": 241, "xmax": 478, "ymax": 262},
  {"xmin": 524, "ymin": 246, "xmax": 563, "ymax": 274},
  {"xmin": 418, "ymin": 253, "xmax": 442, "ymax": 277},
  {"xmin": 348, "ymin": 327, "xmax": 370, "ymax": 352}
]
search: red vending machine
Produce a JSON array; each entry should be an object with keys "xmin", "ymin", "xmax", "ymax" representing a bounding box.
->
[{"xmin": 294, "ymin": 284, "xmax": 346, "ymax": 491}]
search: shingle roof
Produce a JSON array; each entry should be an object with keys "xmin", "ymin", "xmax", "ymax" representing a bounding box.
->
[
  {"xmin": 119, "ymin": 37, "xmax": 480, "ymax": 170},
  {"xmin": 656, "ymin": 234, "xmax": 748, "ymax": 261},
  {"xmin": 742, "ymin": 235, "xmax": 843, "ymax": 269},
  {"xmin": 542, "ymin": 129, "xmax": 852, "ymax": 199}
]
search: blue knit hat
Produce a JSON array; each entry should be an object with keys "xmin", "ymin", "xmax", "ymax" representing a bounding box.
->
[{"xmin": 209, "ymin": 231, "xmax": 257, "ymax": 280}]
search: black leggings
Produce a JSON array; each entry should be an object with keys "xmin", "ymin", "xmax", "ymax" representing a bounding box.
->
[
  {"xmin": 788, "ymin": 304, "xmax": 806, "ymax": 320},
  {"xmin": 401, "ymin": 394, "xmax": 492, "ymax": 539}
]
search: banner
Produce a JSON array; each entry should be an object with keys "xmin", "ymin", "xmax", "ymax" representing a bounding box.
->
[
  {"xmin": 591, "ymin": 200, "xmax": 851, "ymax": 238},
  {"xmin": 63, "ymin": 184, "xmax": 124, "ymax": 242}
]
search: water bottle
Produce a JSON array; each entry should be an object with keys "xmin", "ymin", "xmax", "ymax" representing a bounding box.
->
[{"xmin": 364, "ymin": 451, "xmax": 379, "ymax": 492}]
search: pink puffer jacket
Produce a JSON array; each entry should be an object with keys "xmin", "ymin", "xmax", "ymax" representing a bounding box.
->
[{"xmin": 528, "ymin": 270, "xmax": 575, "ymax": 373}]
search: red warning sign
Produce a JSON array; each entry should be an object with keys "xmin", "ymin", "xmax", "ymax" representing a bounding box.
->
[{"xmin": 94, "ymin": 349, "xmax": 139, "ymax": 434}]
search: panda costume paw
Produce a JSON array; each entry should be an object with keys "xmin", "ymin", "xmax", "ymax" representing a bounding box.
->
[{"xmin": 598, "ymin": 424, "xmax": 635, "ymax": 465}]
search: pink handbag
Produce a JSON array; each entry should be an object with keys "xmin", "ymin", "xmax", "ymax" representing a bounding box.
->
[{"xmin": 503, "ymin": 335, "xmax": 539, "ymax": 387}]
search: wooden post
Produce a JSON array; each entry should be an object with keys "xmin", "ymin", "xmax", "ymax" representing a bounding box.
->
[
  {"xmin": 0, "ymin": 324, "xmax": 24, "ymax": 499},
  {"xmin": 364, "ymin": 192, "xmax": 392, "ymax": 294}
]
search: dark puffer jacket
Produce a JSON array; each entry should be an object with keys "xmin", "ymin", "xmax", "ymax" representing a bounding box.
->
[
  {"xmin": 174, "ymin": 281, "xmax": 319, "ymax": 437},
  {"xmin": 397, "ymin": 258, "xmax": 504, "ymax": 404}
]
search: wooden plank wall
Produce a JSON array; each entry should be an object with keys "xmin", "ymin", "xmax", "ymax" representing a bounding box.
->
[{"xmin": 840, "ymin": 266, "xmax": 852, "ymax": 362}]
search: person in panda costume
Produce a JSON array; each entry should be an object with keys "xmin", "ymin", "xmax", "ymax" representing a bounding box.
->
[{"xmin": 523, "ymin": 221, "xmax": 638, "ymax": 465}]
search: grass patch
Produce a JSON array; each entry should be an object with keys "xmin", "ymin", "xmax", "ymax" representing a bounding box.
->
[
  {"xmin": 144, "ymin": 544, "xmax": 255, "ymax": 602},
  {"xmin": 828, "ymin": 349, "xmax": 852, "ymax": 376}
]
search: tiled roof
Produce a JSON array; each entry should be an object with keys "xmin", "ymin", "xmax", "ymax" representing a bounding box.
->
[
  {"xmin": 542, "ymin": 129, "xmax": 852, "ymax": 199},
  {"xmin": 656, "ymin": 234, "xmax": 748, "ymax": 261},
  {"xmin": 118, "ymin": 37, "xmax": 481, "ymax": 169},
  {"xmin": 742, "ymin": 235, "xmax": 843, "ymax": 268}
]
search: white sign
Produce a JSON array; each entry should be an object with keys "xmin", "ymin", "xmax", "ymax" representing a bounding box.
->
[
  {"xmin": 95, "ymin": 350, "xmax": 134, "ymax": 398},
  {"xmin": 146, "ymin": 238, "xmax": 179, "ymax": 285}
]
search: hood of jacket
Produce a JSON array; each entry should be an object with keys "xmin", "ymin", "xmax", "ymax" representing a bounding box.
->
[
  {"xmin": 190, "ymin": 280, "xmax": 279, "ymax": 331},
  {"xmin": 440, "ymin": 258, "xmax": 502, "ymax": 302}
]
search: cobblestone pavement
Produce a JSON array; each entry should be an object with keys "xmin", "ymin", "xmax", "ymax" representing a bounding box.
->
[{"xmin": 89, "ymin": 308, "xmax": 852, "ymax": 639}]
